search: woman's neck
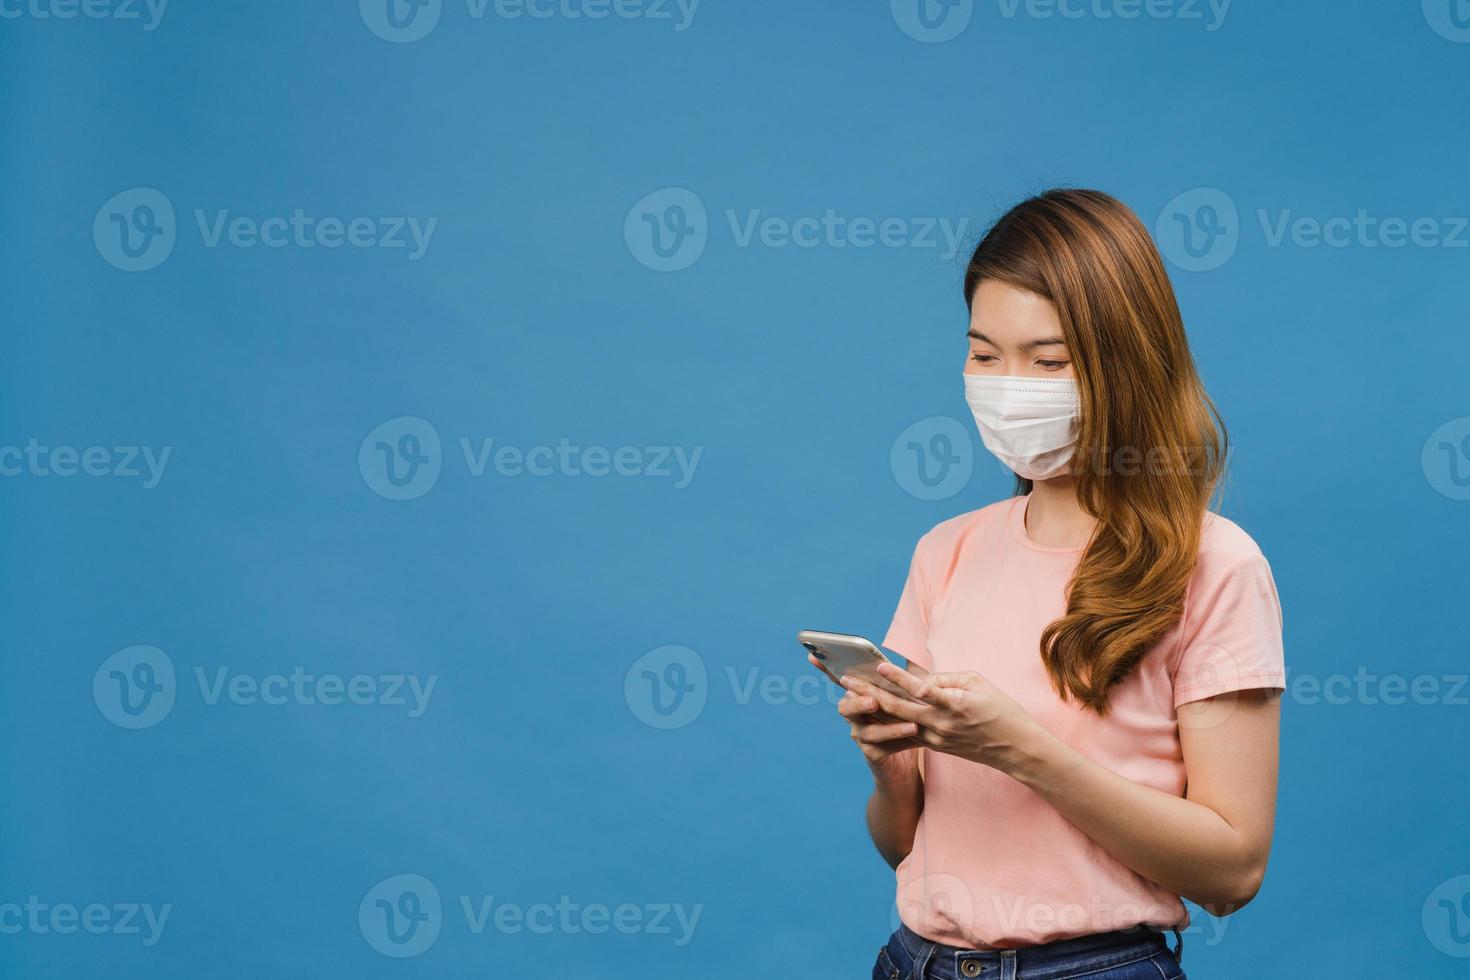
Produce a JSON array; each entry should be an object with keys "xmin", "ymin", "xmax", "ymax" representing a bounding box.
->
[{"xmin": 1022, "ymin": 477, "xmax": 1096, "ymax": 549}]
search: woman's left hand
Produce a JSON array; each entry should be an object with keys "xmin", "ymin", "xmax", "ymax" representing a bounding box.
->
[{"xmin": 840, "ymin": 662, "xmax": 1049, "ymax": 774}]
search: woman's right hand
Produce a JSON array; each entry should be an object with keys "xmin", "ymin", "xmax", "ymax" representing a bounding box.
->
[
  {"xmin": 817, "ymin": 658, "xmax": 926, "ymax": 869},
  {"xmin": 815, "ymin": 656, "xmax": 923, "ymax": 786}
]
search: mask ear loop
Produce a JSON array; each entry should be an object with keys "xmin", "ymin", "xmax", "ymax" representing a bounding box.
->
[{"xmin": 1170, "ymin": 926, "xmax": 1184, "ymax": 963}]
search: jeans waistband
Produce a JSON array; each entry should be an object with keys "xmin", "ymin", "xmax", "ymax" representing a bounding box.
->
[{"xmin": 896, "ymin": 921, "xmax": 1173, "ymax": 980}]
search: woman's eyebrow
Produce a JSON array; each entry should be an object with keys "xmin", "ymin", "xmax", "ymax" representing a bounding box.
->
[{"xmin": 967, "ymin": 328, "xmax": 1067, "ymax": 352}]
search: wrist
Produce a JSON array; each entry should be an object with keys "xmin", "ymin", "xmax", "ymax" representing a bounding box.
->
[
  {"xmin": 871, "ymin": 758, "xmax": 922, "ymax": 795},
  {"xmin": 994, "ymin": 720, "xmax": 1065, "ymax": 786}
]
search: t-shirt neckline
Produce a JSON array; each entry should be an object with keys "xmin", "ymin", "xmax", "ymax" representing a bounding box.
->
[{"xmin": 1007, "ymin": 494, "xmax": 1087, "ymax": 555}]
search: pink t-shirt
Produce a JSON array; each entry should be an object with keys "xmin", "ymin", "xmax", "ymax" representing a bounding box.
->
[{"xmin": 883, "ymin": 495, "xmax": 1285, "ymax": 949}]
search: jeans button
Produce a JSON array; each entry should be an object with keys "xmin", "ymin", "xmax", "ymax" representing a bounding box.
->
[{"xmin": 961, "ymin": 960, "xmax": 983, "ymax": 977}]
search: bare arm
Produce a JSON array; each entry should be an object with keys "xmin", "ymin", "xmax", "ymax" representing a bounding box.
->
[
  {"xmin": 822, "ymin": 653, "xmax": 928, "ymax": 869},
  {"xmin": 865, "ymin": 757, "xmax": 925, "ymax": 869},
  {"xmin": 852, "ymin": 665, "xmax": 1281, "ymax": 913},
  {"xmin": 1007, "ymin": 690, "xmax": 1280, "ymax": 913}
]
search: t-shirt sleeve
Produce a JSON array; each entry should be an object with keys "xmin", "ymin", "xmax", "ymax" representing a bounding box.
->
[
  {"xmin": 1171, "ymin": 552, "xmax": 1286, "ymax": 707},
  {"xmin": 882, "ymin": 535, "xmax": 937, "ymax": 671}
]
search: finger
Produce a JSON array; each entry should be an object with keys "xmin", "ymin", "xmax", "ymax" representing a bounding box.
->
[
  {"xmin": 836, "ymin": 681, "xmax": 905, "ymax": 716},
  {"xmin": 846, "ymin": 672, "xmax": 910, "ymax": 705},
  {"xmin": 836, "ymin": 693, "xmax": 880, "ymax": 718},
  {"xmin": 876, "ymin": 662, "xmax": 962, "ymax": 706},
  {"xmin": 862, "ymin": 735, "xmax": 925, "ymax": 760},
  {"xmin": 878, "ymin": 662, "xmax": 978, "ymax": 692},
  {"xmin": 873, "ymin": 660, "xmax": 933, "ymax": 697},
  {"xmin": 853, "ymin": 720, "xmax": 919, "ymax": 744},
  {"xmin": 846, "ymin": 678, "xmax": 923, "ymax": 725},
  {"xmin": 853, "ymin": 678, "xmax": 936, "ymax": 725},
  {"xmin": 843, "ymin": 674, "xmax": 906, "ymax": 699},
  {"xmin": 860, "ymin": 742, "xmax": 899, "ymax": 762},
  {"xmin": 840, "ymin": 701, "xmax": 909, "ymax": 730}
]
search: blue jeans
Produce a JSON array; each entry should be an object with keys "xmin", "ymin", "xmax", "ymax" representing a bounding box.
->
[{"xmin": 873, "ymin": 922, "xmax": 1186, "ymax": 980}]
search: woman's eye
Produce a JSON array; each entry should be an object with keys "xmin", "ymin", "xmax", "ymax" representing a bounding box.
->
[
  {"xmin": 1037, "ymin": 360, "xmax": 1070, "ymax": 370},
  {"xmin": 970, "ymin": 353, "xmax": 997, "ymax": 364}
]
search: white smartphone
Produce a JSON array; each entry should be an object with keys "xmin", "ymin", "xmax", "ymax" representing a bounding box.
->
[{"xmin": 798, "ymin": 629, "xmax": 928, "ymax": 702}]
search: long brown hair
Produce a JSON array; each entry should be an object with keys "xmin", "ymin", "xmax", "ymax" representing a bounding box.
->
[{"xmin": 964, "ymin": 189, "xmax": 1226, "ymax": 714}]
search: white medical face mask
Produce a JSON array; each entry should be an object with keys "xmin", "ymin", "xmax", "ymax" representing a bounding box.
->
[{"xmin": 964, "ymin": 374, "xmax": 1081, "ymax": 480}]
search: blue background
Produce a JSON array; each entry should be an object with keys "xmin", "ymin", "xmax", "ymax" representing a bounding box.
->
[{"xmin": 3, "ymin": 0, "xmax": 1468, "ymax": 976}]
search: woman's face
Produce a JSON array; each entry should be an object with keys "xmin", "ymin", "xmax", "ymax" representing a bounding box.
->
[{"xmin": 965, "ymin": 279, "xmax": 1075, "ymax": 380}]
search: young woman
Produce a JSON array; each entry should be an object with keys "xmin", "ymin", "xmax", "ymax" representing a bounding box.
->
[{"xmin": 828, "ymin": 190, "xmax": 1285, "ymax": 979}]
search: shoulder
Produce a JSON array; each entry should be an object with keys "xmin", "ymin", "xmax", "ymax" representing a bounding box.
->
[
  {"xmin": 1186, "ymin": 513, "xmax": 1281, "ymax": 626},
  {"xmin": 1172, "ymin": 511, "xmax": 1286, "ymax": 681},
  {"xmin": 906, "ymin": 498, "xmax": 1014, "ymax": 574},
  {"xmin": 1196, "ymin": 511, "xmax": 1269, "ymax": 575},
  {"xmin": 914, "ymin": 498, "xmax": 1012, "ymax": 551}
]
